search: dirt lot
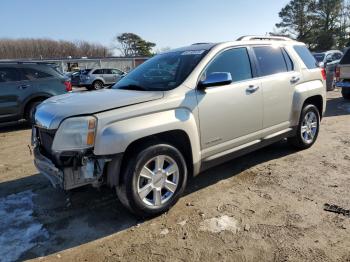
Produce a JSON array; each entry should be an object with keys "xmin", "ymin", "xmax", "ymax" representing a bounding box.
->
[{"xmin": 0, "ymin": 90, "xmax": 349, "ymax": 262}]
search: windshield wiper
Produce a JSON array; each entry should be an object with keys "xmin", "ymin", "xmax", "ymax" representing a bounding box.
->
[{"xmin": 117, "ymin": 84, "xmax": 147, "ymax": 91}]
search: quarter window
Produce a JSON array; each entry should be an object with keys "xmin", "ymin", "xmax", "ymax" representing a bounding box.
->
[
  {"xmin": 204, "ymin": 47, "xmax": 252, "ymax": 83},
  {"xmin": 293, "ymin": 45, "xmax": 318, "ymax": 69},
  {"xmin": 253, "ymin": 46, "xmax": 288, "ymax": 76}
]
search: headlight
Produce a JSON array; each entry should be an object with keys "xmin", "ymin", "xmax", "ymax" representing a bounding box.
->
[{"xmin": 52, "ymin": 116, "xmax": 97, "ymax": 152}]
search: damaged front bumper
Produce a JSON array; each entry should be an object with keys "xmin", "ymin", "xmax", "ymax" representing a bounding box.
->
[{"xmin": 33, "ymin": 146, "xmax": 109, "ymax": 190}]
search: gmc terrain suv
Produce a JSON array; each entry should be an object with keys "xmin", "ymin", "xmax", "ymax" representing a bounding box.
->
[
  {"xmin": 0, "ymin": 62, "xmax": 71, "ymax": 123},
  {"xmin": 33, "ymin": 36, "xmax": 326, "ymax": 217}
]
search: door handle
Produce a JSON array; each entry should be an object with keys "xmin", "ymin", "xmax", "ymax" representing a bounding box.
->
[
  {"xmin": 290, "ymin": 76, "xmax": 300, "ymax": 84},
  {"xmin": 246, "ymin": 85, "xmax": 259, "ymax": 94},
  {"xmin": 18, "ymin": 84, "xmax": 30, "ymax": 90}
]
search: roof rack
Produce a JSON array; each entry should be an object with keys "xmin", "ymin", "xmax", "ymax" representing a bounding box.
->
[
  {"xmin": 191, "ymin": 42, "xmax": 212, "ymax": 45},
  {"xmin": 237, "ymin": 35, "xmax": 293, "ymax": 42},
  {"xmin": 0, "ymin": 61, "xmax": 57, "ymax": 65}
]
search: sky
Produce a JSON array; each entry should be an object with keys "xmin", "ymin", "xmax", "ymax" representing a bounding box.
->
[{"xmin": 0, "ymin": 0, "xmax": 290, "ymax": 53}]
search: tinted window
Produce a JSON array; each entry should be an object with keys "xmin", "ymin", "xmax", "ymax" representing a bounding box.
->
[
  {"xmin": 333, "ymin": 53, "xmax": 342, "ymax": 60},
  {"xmin": 22, "ymin": 68, "xmax": 52, "ymax": 80},
  {"xmin": 293, "ymin": 45, "xmax": 317, "ymax": 69},
  {"xmin": 313, "ymin": 54, "xmax": 325, "ymax": 63},
  {"xmin": 103, "ymin": 69, "xmax": 112, "ymax": 74},
  {"xmin": 205, "ymin": 48, "xmax": 252, "ymax": 82},
  {"xmin": 254, "ymin": 46, "xmax": 288, "ymax": 76},
  {"xmin": 0, "ymin": 68, "xmax": 23, "ymax": 83},
  {"xmin": 93, "ymin": 69, "xmax": 103, "ymax": 74},
  {"xmin": 340, "ymin": 49, "xmax": 350, "ymax": 64}
]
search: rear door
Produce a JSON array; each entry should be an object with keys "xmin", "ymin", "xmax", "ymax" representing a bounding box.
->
[
  {"xmin": 102, "ymin": 69, "xmax": 116, "ymax": 84},
  {"xmin": 252, "ymin": 46, "xmax": 298, "ymax": 132},
  {"xmin": 0, "ymin": 67, "xmax": 28, "ymax": 120}
]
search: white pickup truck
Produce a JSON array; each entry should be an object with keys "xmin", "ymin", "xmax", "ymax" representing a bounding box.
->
[{"xmin": 335, "ymin": 49, "xmax": 350, "ymax": 100}]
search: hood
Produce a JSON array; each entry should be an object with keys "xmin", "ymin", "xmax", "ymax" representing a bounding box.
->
[{"xmin": 35, "ymin": 89, "xmax": 164, "ymax": 129}]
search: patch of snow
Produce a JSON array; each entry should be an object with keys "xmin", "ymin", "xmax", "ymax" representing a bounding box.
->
[
  {"xmin": 199, "ymin": 215, "xmax": 239, "ymax": 233},
  {"xmin": 177, "ymin": 220, "xmax": 187, "ymax": 226},
  {"xmin": 0, "ymin": 190, "xmax": 49, "ymax": 262},
  {"xmin": 160, "ymin": 228, "xmax": 169, "ymax": 235}
]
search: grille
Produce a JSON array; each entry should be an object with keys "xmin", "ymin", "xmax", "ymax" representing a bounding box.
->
[{"xmin": 36, "ymin": 127, "xmax": 56, "ymax": 158}]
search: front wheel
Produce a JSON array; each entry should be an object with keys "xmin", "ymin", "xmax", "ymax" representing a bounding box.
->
[
  {"xmin": 92, "ymin": 80, "xmax": 104, "ymax": 90},
  {"xmin": 288, "ymin": 104, "xmax": 320, "ymax": 150},
  {"xmin": 116, "ymin": 144, "xmax": 188, "ymax": 217}
]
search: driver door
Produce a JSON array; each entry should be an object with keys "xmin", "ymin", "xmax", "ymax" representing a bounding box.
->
[{"xmin": 196, "ymin": 47, "xmax": 263, "ymax": 159}]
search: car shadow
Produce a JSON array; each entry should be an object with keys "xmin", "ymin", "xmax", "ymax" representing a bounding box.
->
[
  {"xmin": 324, "ymin": 96, "xmax": 350, "ymax": 118},
  {"xmin": 0, "ymin": 120, "xmax": 30, "ymax": 133},
  {"xmin": 0, "ymin": 140, "xmax": 296, "ymax": 260}
]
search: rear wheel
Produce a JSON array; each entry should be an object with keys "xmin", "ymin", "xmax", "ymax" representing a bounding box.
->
[
  {"xmin": 116, "ymin": 143, "xmax": 188, "ymax": 217},
  {"xmin": 288, "ymin": 104, "xmax": 320, "ymax": 150},
  {"xmin": 342, "ymin": 88, "xmax": 350, "ymax": 100}
]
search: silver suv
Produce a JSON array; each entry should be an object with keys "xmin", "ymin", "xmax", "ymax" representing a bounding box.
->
[
  {"xmin": 33, "ymin": 36, "xmax": 326, "ymax": 217},
  {"xmin": 80, "ymin": 68, "xmax": 125, "ymax": 90}
]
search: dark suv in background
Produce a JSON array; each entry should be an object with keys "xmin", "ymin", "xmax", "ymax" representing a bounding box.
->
[{"xmin": 0, "ymin": 62, "xmax": 71, "ymax": 123}]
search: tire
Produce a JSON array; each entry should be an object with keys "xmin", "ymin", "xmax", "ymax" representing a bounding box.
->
[
  {"xmin": 116, "ymin": 143, "xmax": 188, "ymax": 217},
  {"xmin": 25, "ymin": 101, "xmax": 43, "ymax": 123},
  {"xmin": 92, "ymin": 80, "xmax": 104, "ymax": 90},
  {"xmin": 342, "ymin": 88, "xmax": 350, "ymax": 100},
  {"xmin": 288, "ymin": 104, "xmax": 320, "ymax": 150}
]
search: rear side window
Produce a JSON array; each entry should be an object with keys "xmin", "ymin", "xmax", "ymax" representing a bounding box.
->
[
  {"xmin": 253, "ymin": 46, "xmax": 288, "ymax": 76},
  {"xmin": 340, "ymin": 49, "xmax": 350, "ymax": 64},
  {"xmin": 22, "ymin": 68, "xmax": 52, "ymax": 80},
  {"xmin": 293, "ymin": 45, "xmax": 317, "ymax": 69},
  {"xmin": 0, "ymin": 67, "xmax": 23, "ymax": 83},
  {"xmin": 205, "ymin": 47, "xmax": 252, "ymax": 82},
  {"xmin": 282, "ymin": 49, "xmax": 294, "ymax": 71}
]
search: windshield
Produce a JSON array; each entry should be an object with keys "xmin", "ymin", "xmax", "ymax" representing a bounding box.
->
[
  {"xmin": 313, "ymin": 54, "xmax": 325, "ymax": 63},
  {"xmin": 112, "ymin": 50, "xmax": 208, "ymax": 91}
]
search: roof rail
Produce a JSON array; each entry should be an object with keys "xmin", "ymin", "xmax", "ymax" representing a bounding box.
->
[
  {"xmin": 191, "ymin": 42, "xmax": 212, "ymax": 45},
  {"xmin": 0, "ymin": 61, "xmax": 57, "ymax": 65},
  {"xmin": 237, "ymin": 35, "xmax": 294, "ymax": 42}
]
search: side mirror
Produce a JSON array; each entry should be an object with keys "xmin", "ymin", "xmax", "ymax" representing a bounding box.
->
[{"xmin": 198, "ymin": 72, "xmax": 232, "ymax": 89}]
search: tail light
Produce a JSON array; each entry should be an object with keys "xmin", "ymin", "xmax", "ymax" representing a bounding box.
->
[
  {"xmin": 64, "ymin": 81, "xmax": 72, "ymax": 92},
  {"xmin": 335, "ymin": 66, "xmax": 340, "ymax": 82},
  {"xmin": 321, "ymin": 67, "xmax": 327, "ymax": 81}
]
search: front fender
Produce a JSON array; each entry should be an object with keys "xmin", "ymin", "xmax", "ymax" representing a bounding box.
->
[{"xmin": 94, "ymin": 108, "xmax": 201, "ymax": 172}]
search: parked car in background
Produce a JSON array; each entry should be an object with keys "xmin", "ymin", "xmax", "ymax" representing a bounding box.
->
[
  {"xmin": 33, "ymin": 36, "xmax": 326, "ymax": 217},
  {"xmin": 335, "ymin": 49, "xmax": 350, "ymax": 100},
  {"xmin": 70, "ymin": 69, "xmax": 92, "ymax": 87},
  {"xmin": 0, "ymin": 62, "xmax": 71, "ymax": 123},
  {"xmin": 79, "ymin": 68, "xmax": 126, "ymax": 90},
  {"xmin": 313, "ymin": 50, "xmax": 343, "ymax": 91}
]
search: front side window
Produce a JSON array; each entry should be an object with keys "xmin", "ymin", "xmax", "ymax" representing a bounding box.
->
[
  {"xmin": 253, "ymin": 46, "xmax": 288, "ymax": 76},
  {"xmin": 204, "ymin": 47, "xmax": 252, "ymax": 82},
  {"xmin": 0, "ymin": 68, "xmax": 23, "ymax": 83},
  {"xmin": 93, "ymin": 69, "xmax": 103, "ymax": 74},
  {"xmin": 113, "ymin": 50, "xmax": 208, "ymax": 91}
]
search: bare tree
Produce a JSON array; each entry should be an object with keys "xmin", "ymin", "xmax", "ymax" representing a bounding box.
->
[{"xmin": 0, "ymin": 38, "xmax": 112, "ymax": 59}]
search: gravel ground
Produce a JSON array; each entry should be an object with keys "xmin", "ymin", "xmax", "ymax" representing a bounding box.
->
[{"xmin": 0, "ymin": 90, "xmax": 349, "ymax": 262}]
